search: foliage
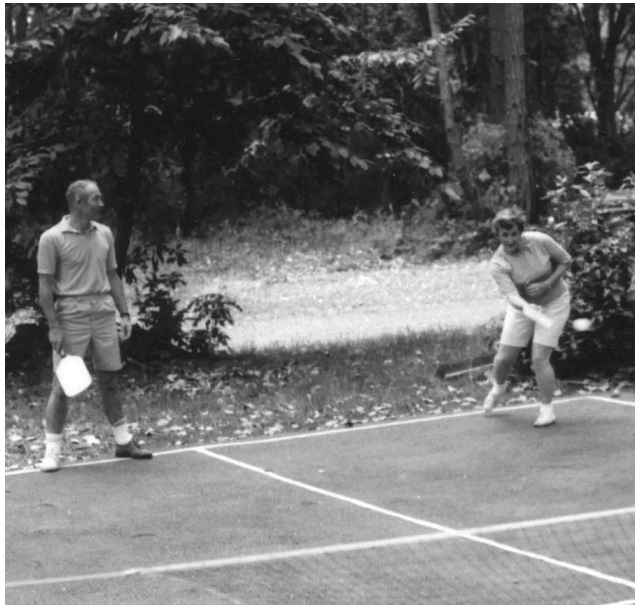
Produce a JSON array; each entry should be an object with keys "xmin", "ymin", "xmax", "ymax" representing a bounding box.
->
[
  {"xmin": 459, "ymin": 115, "xmax": 578, "ymax": 217},
  {"xmin": 5, "ymin": 326, "xmax": 496, "ymax": 469},
  {"xmin": 185, "ymin": 294, "xmax": 243, "ymax": 356},
  {"xmin": 542, "ymin": 163, "xmax": 634, "ymax": 376},
  {"xmin": 123, "ymin": 239, "xmax": 241, "ymax": 358}
]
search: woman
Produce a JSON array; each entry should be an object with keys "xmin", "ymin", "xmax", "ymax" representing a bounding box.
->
[{"xmin": 483, "ymin": 207, "xmax": 572, "ymax": 427}]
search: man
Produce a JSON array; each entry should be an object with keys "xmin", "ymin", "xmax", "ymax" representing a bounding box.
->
[{"xmin": 37, "ymin": 179, "xmax": 152, "ymax": 472}]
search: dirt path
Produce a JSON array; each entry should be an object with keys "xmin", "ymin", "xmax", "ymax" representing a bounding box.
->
[{"xmin": 207, "ymin": 259, "xmax": 504, "ymax": 350}]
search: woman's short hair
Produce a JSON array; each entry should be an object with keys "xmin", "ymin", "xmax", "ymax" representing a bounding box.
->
[
  {"xmin": 65, "ymin": 180, "xmax": 95, "ymax": 207},
  {"xmin": 492, "ymin": 207, "xmax": 526, "ymax": 234}
]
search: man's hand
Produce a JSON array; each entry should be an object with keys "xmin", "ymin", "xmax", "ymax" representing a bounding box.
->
[
  {"xmin": 48, "ymin": 326, "xmax": 64, "ymax": 353},
  {"xmin": 119, "ymin": 315, "xmax": 132, "ymax": 342}
]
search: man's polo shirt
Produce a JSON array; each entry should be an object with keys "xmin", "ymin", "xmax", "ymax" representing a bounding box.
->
[{"xmin": 37, "ymin": 215, "xmax": 118, "ymax": 297}]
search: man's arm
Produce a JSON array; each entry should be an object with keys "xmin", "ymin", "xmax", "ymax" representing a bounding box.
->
[
  {"xmin": 39, "ymin": 274, "xmax": 63, "ymax": 353},
  {"xmin": 107, "ymin": 268, "xmax": 131, "ymax": 341}
]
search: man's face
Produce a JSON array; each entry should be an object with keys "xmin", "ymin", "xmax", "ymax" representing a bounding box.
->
[
  {"xmin": 497, "ymin": 225, "xmax": 522, "ymax": 254},
  {"xmin": 79, "ymin": 183, "xmax": 104, "ymax": 220}
]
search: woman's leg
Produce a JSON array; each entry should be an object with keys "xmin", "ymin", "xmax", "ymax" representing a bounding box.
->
[
  {"xmin": 531, "ymin": 343, "xmax": 558, "ymax": 427},
  {"xmin": 531, "ymin": 343, "xmax": 556, "ymax": 404},
  {"xmin": 492, "ymin": 344, "xmax": 523, "ymax": 385},
  {"xmin": 483, "ymin": 344, "xmax": 522, "ymax": 414}
]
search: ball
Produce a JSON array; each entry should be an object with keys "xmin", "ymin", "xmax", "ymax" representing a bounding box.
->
[{"xmin": 572, "ymin": 318, "xmax": 593, "ymax": 332}]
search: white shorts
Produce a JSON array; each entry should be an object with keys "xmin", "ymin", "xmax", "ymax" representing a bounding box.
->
[{"xmin": 500, "ymin": 290, "xmax": 571, "ymax": 349}]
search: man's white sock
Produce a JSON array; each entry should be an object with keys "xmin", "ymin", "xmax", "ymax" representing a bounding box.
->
[
  {"xmin": 112, "ymin": 420, "xmax": 132, "ymax": 446},
  {"xmin": 45, "ymin": 433, "xmax": 63, "ymax": 449}
]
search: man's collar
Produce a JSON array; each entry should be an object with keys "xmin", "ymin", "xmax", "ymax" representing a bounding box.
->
[{"xmin": 60, "ymin": 215, "xmax": 97, "ymax": 233}]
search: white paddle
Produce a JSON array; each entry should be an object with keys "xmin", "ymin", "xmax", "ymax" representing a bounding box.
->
[
  {"xmin": 522, "ymin": 304, "xmax": 554, "ymax": 329},
  {"xmin": 56, "ymin": 354, "xmax": 92, "ymax": 397}
]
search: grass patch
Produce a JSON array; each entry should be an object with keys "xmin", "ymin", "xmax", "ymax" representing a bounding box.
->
[
  {"xmin": 172, "ymin": 205, "xmax": 492, "ymax": 286},
  {"xmin": 6, "ymin": 326, "xmax": 501, "ymax": 470}
]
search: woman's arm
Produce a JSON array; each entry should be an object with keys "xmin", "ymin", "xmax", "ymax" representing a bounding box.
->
[{"xmin": 525, "ymin": 261, "xmax": 571, "ymax": 298}]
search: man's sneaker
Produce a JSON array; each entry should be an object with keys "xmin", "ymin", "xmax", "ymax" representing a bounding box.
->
[
  {"xmin": 534, "ymin": 406, "xmax": 556, "ymax": 427},
  {"xmin": 115, "ymin": 440, "xmax": 153, "ymax": 460},
  {"xmin": 40, "ymin": 446, "xmax": 62, "ymax": 473},
  {"xmin": 482, "ymin": 387, "xmax": 503, "ymax": 416}
]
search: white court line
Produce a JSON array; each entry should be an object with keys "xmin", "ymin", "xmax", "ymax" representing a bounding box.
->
[
  {"xmin": 6, "ymin": 506, "xmax": 634, "ymax": 589},
  {"xmin": 598, "ymin": 601, "xmax": 635, "ymax": 605},
  {"xmin": 591, "ymin": 395, "xmax": 636, "ymax": 407},
  {"xmin": 7, "ymin": 394, "xmax": 632, "ymax": 477},
  {"xmin": 197, "ymin": 448, "xmax": 636, "ymax": 590}
]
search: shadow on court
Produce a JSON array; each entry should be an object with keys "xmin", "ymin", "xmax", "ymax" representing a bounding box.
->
[{"xmin": 5, "ymin": 396, "xmax": 635, "ymax": 605}]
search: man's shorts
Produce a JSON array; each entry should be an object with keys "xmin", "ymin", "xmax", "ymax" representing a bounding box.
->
[
  {"xmin": 500, "ymin": 289, "xmax": 571, "ymax": 350},
  {"xmin": 53, "ymin": 295, "xmax": 122, "ymax": 372}
]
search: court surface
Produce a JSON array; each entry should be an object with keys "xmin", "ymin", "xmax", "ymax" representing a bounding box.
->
[{"xmin": 5, "ymin": 395, "xmax": 635, "ymax": 604}]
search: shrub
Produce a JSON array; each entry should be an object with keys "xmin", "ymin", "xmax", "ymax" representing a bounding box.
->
[
  {"xmin": 123, "ymin": 239, "xmax": 241, "ymax": 359},
  {"xmin": 542, "ymin": 164, "xmax": 634, "ymax": 377},
  {"xmin": 461, "ymin": 114, "xmax": 577, "ymax": 217},
  {"xmin": 185, "ymin": 294, "xmax": 242, "ymax": 356}
]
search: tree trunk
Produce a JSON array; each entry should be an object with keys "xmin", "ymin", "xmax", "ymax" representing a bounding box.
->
[
  {"xmin": 488, "ymin": 4, "xmax": 506, "ymax": 122},
  {"xmin": 578, "ymin": 3, "xmax": 632, "ymax": 158},
  {"xmin": 6, "ymin": 5, "xmax": 15, "ymax": 44},
  {"xmin": 502, "ymin": 4, "xmax": 534, "ymax": 219},
  {"xmin": 115, "ymin": 46, "xmax": 144, "ymax": 275},
  {"xmin": 14, "ymin": 4, "xmax": 28, "ymax": 41},
  {"xmin": 427, "ymin": 3, "xmax": 477, "ymax": 217}
]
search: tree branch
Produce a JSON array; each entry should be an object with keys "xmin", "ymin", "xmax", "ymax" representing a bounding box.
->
[
  {"xmin": 604, "ymin": 3, "xmax": 631, "ymax": 67},
  {"xmin": 616, "ymin": 80, "xmax": 635, "ymax": 111},
  {"xmin": 615, "ymin": 41, "xmax": 635, "ymax": 101},
  {"xmin": 608, "ymin": 3, "xmax": 631, "ymax": 48}
]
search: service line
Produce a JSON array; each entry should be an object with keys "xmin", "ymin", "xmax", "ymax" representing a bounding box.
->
[
  {"xmin": 198, "ymin": 448, "xmax": 636, "ymax": 591},
  {"xmin": 6, "ymin": 503, "xmax": 634, "ymax": 589}
]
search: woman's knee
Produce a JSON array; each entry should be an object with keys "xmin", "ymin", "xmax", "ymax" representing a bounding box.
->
[
  {"xmin": 494, "ymin": 348, "xmax": 519, "ymax": 367},
  {"xmin": 531, "ymin": 353, "xmax": 552, "ymax": 373}
]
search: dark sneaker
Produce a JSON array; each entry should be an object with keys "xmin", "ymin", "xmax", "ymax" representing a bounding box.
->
[{"xmin": 115, "ymin": 440, "xmax": 153, "ymax": 459}]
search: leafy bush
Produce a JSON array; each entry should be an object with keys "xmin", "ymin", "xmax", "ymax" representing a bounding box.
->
[
  {"xmin": 185, "ymin": 294, "xmax": 242, "ymax": 356},
  {"xmin": 528, "ymin": 115, "xmax": 577, "ymax": 201},
  {"xmin": 542, "ymin": 164, "xmax": 634, "ymax": 376},
  {"xmin": 124, "ymin": 239, "xmax": 241, "ymax": 358},
  {"xmin": 460, "ymin": 114, "xmax": 577, "ymax": 216}
]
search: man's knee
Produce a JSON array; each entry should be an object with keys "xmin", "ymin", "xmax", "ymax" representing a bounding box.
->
[
  {"xmin": 50, "ymin": 376, "xmax": 68, "ymax": 400},
  {"xmin": 97, "ymin": 370, "xmax": 119, "ymax": 387}
]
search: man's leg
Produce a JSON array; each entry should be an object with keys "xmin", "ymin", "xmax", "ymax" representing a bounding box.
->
[
  {"xmin": 45, "ymin": 377, "xmax": 69, "ymax": 433},
  {"xmin": 97, "ymin": 370, "xmax": 152, "ymax": 459},
  {"xmin": 41, "ymin": 377, "xmax": 68, "ymax": 472},
  {"xmin": 41, "ymin": 299, "xmax": 92, "ymax": 472},
  {"xmin": 93, "ymin": 299, "xmax": 151, "ymax": 459}
]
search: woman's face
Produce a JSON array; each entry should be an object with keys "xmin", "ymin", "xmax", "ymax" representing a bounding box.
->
[{"xmin": 497, "ymin": 224, "xmax": 523, "ymax": 254}]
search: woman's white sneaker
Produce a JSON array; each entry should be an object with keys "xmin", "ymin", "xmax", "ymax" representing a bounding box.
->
[
  {"xmin": 40, "ymin": 445, "xmax": 62, "ymax": 472},
  {"xmin": 534, "ymin": 406, "xmax": 556, "ymax": 427},
  {"xmin": 482, "ymin": 386, "xmax": 504, "ymax": 415}
]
